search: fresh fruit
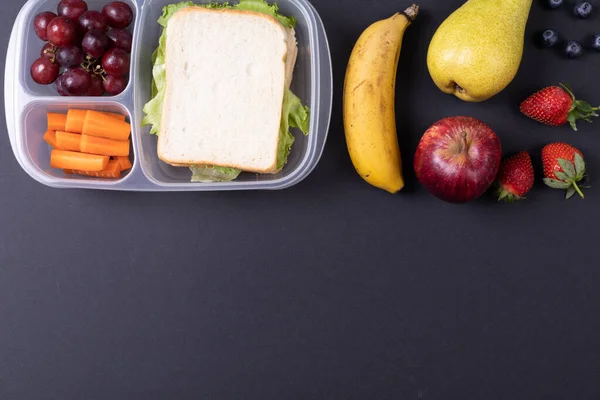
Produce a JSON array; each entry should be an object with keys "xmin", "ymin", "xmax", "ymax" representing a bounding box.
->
[
  {"xmin": 79, "ymin": 10, "xmax": 108, "ymax": 31},
  {"xmin": 565, "ymin": 40, "xmax": 583, "ymax": 58},
  {"xmin": 31, "ymin": 57, "xmax": 60, "ymax": 84},
  {"xmin": 56, "ymin": 74, "xmax": 69, "ymax": 96},
  {"xmin": 520, "ymin": 84, "xmax": 599, "ymax": 131},
  {"xmin": 540, "ymin": 29, "xmax": 560, "ymax": 48},
  {"xmin": 56, "ymin": 45, "xmax": 84, "ymax": 68},
  {"xmin": 103, "ymin": 74, "xmax": 127, "ymax": 95},
  {"xmin": 495, "ymin": 152, "xmax": 534, "ymax": 202},
  {"xmin": 58, "ymin": 0, "xmax": 88, "ymax": 20},
  {"xmin": 41, "ymin": 43, "xmax": 57, "ymax": 61},
  {"xmin": 427, "ymin": 0, "xmax": 533, "ymax": 102},
  {"xmin": 547, "ymin": 0, "xmax": 563, "ymax": 8},
  {"xmin": 592, "ymin": 34, "xmax": 600, "ymax": 51},
  {"xmin": 46, "ymin": 16, "xmax": 77, "ymax": 46},
  {"xmin": 87, "ymin": 74, "xmax": 105, "ymax": 96},
  {"xmin": 343, "ymin": 5, "xmax": 419, "ymax": 194},
  {"xmin": 34, "ymin": 12, "xmax": 57, "ymax": 41},
  {"xmin": 542, "ymin": 143, "xmax": 588, "ymax": 199},
  {"xmin": 102, "ymin": 2, "xmax": 134, "ymax": 29},
  {"xmin": 414, "ymin": 116, "xmax": 502, "ymax": 203},
  {"xmin": 82, "ymin": 29, "xmax": 109, "ymax": 58},
  {"xmin": 101, "ymin": 47, "xmax": 129, "ymax": 77},
  {"xmin": 61, "ymin": 68, "xmax": 91, "ymax": 95},
  {"xmin": 574, "ymin": 1, "xmax": 592, "ymax": 18},
  {"xmin": 106, "ymin": 28, "xmax": 132, "ymax": 52}
]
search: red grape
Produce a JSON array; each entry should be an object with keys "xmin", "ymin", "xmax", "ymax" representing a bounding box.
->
[
  {"xmin": 87, "ymin": 74, "xmax": 105, "ymax": 96},
  {"xmin": 30, "ymin": 57, "xmax": 60, "ymax": 84},
  {"xmin": 57, "ymin": 0, "xmax": 87, "ymax": 21},
  {"xmin": 41, "ymin": 43, "xmax": 57, "ymax": 61},
  {"xmin": 34, "ymin": 12, "xmax": 57, "ymax": 41},
  {"xmin": 102, "ymin": 2, "xmax": 133, "ymax": 29},
  {"xmin": 56, "ymin": 45, "xmax": 84, "ymax": 68},
  {"xmin": 46, "ymin": 17, "xmax": 77, "ymax": 46},
  {"xmin": 56, "ymin": 74, "xmax": 69, "ymax": 96},
  {"xmin": 61, "ymin": 68, "xmax": 91, "ymax": 96},
  {"xmin": 106, "ymin": 28, "xmax": 132, "ymax": 53},
  {"xmin": 79, "ymin": 10, "xmax": 107, "ymax": 32},
  {"xmin": 101, "ymin": 48, "xmax": 129, "ymax": 77},
  {"xmin": 103, "ymin": 74, "xmax": 126, "ymax": 95},
  {"xmin": 82, "ymin": 30, "xmax": 109, "ymax": 58}
]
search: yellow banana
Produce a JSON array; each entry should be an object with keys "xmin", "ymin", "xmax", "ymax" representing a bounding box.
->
[{"xmin": 343, "ymin": 5, "xmax": 419, "ymax": 194}]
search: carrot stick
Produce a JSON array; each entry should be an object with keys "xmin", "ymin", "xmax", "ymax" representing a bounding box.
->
[
  {"xmin": 43, "ymin": 130, "xmax": 57, "ymax": 148},
  {"xmin": 114, "ymin": 156, "xmax": 132, "ymax": 170},
  {"xmin": 50, "ymin": 149, "xmax": 109, "ymax": 172},
  {"xmin": 55, "ymin": 131, "xmax": 82, "ymax": 152},
  {"xmin": 65, "ymin": 109, "xmax": 88, "ymax": 134},
  {"xmin": 82, "ymin": 110, "xmax": 131, "ymax": 140},
  {"xmin": 80, "ymin": 134, "xmax": 129, "ymax": 156},
  {"xmin": 47, "ymin": 113, "xmax": 67, "ymax": 131},
  {"xmin": 101, "ymin": 112, "xmax": 127, "ymax": 121},
  {"xmin": 64, "ymin": 160, "xmax": 122, "ymax": 178}
]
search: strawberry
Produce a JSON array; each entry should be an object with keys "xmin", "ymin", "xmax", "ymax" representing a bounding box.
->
[
  {"xmin": 520, "ymin": 83, "xmax": 599, "ymax": 131},
  {"xmin": 542, "ymin": 142, "xmax": 588, "ymax": 199},
  {"xmin": 495, "ymin": 151, "xmax": 535, "ymax": 202}
]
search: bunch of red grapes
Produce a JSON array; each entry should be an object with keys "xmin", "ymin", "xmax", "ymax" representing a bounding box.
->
[{"xmin": 31, "ymin": 0, "xmax": 133, "ymax": 96}]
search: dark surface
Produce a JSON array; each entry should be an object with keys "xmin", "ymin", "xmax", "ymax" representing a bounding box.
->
[{"xmin": 2, "ymin": 0, "xmax": 600, "ymax": 399}]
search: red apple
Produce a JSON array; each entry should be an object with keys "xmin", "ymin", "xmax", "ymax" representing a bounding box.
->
[{"xmin": 414, "ymin": 116, "xmax": 502, "ymax": 203}]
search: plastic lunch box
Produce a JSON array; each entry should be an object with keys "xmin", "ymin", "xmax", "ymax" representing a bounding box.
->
[{"xmin": 4, "ymin": 0, "xmax": 332, "ymax": 191}]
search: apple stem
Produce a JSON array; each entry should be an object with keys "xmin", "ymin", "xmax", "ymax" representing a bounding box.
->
[{"xmin": 461, "ymin": 132, "xmax": 469, "ymax": 154}]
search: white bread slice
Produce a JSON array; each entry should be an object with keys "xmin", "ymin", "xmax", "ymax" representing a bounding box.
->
[{"xmin": 158, "ymin": 7, "xmax": 297, "ymax": 173}]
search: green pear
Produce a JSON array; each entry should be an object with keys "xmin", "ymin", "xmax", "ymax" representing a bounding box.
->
[{"xmin": 427, "ymin": 0, "xmax": 533, "ymax": 102}]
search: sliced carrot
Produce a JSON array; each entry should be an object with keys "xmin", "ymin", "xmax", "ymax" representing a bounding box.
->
[
  {"xmin": 80, "ymin": 134, "xmax": 129, "ymax": 156},
  {"xmin": 43, "ymin": 130, "xmax": 57, "ymax": 148},
  {"xmin": 114, "ymin": 156, "xmax": 132, "ymax": 170},
  {"xmin": 47, "ymin": 113, "xmax": 67, "ymax": 131},
  {"xmin": 82, "ymin": 110, "xmax": 130, "ymax": 140},
  {"xmin": 55, "ymin": 131, "xmax": 82, "ymax": 152},
  {"xmin": 101, "ymin": 112, "xmax": 127, "ymax": 121},
  {"xmin": 64, "ymin": 160, "xmax": 122, "ymax": 178},
  {"xmin": 65, "ymin": 109, "xmax": 88, "ymax": 134},
  {"xmin": 50, "ymin": 149, "xmax": 109, "ymax": 172}
]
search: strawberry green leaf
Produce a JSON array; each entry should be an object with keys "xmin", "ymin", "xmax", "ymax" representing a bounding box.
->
[
  {"xmin": 566, "ymin": 187, "xmax": 576, "ymax": 199},
  {"xmin": 544, "ymin": 178, "xmax": 571, "ymax": 189},
  {"xmin": 577, "ymin": 102, "xmax": 594, "ymax": 113},
  {"xmin": 558, "ymin": 158, "xmax": 576, "ymax": 178},
  {"xmin": 554, "ymin": 171, "xmax": 570, "ymax": 182},
  {"xmin": 574, "ymin": 153, "xmax": 586, "ymax": 177},
  {"xmin": 560, "ymin": 83, "xmax": 599, "ymax": 131}
]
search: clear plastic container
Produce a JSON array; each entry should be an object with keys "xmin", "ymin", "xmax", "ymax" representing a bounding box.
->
[{"xmin": 5, "ymin": 0, "xmax": 332, "ymax": 191}]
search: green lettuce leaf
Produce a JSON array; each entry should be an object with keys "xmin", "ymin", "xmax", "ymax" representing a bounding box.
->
[
  {"xmin": 141, "ymin": 0, "xmax": 307, "ymax": 182},
  {"xmin": 277, "ymin": 88, "xmax": 309, "ymax": 170},
  {"xmin": 190, "ymin": 165, "xmax": 242, "ymax": 182},
  {"xmin": 234, "ymin": 0, "xmax": 296, "ymax": 28}
]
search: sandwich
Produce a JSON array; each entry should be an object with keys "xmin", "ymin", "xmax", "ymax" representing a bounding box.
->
[{"xmin": 141, "ymin": 0, "xmax": 310, "ymax": 182}]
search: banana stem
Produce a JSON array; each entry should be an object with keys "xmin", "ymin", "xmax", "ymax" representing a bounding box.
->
[{"xmin": 402, "ymin": 4, "xmax": 419, "ymax": 21}]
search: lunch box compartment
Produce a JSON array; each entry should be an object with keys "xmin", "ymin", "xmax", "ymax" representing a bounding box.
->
[
  {"xmin": 19, "ymin": 101, "xmax": 136, "ymax": 185},
  {"xmin": 20, "ymin": 0, "xmax": 138, "ymax": 98}
]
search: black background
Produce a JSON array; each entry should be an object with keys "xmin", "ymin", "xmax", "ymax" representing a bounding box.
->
[{"xmin": 2, "ymin": 0, "xmax": 600, "ymax": 398}]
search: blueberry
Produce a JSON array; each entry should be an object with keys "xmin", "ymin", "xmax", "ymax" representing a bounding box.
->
[
  {"xmin": 565, "ymin": 40, "xmax": 584, "ymax": 58},
  {"xmin": 540, "ymin": 29, "xmax": 560, "ymax": 47},
  {"xmin": 574, "ymin": 1, "xmax": 593, "ymax": 18},
  {"xmin": 593, "ymin": 34, "xmax": 600, "ymax": 51},
  {"xmin": 547, "ymin": 0, "xmax": 563, "ymax": 8}
]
